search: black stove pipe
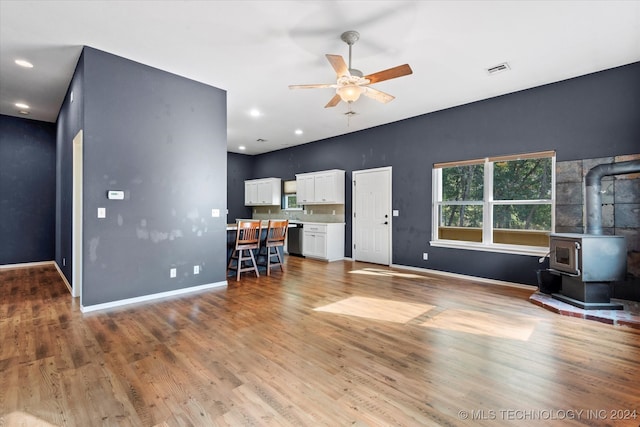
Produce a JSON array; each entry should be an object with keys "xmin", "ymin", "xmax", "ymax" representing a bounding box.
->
[{"xmin": 585, "ymin": 160, "xmax": 640, "ymax": 235}]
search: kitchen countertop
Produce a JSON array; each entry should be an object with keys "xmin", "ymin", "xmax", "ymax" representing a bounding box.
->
[{"xmin": 226, "ymin": 220, "xmax": 301, "ymax": 231}]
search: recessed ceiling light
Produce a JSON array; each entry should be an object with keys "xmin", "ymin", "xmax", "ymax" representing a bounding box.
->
[
  {"xmin": 295, "ymin": 129, "xmax": 303, "ymax": 135},
  {"xmin": 238, "ymin": 146, "xmax": 246, "ymax": 150},
  {"xmin": 15, "ymin": 59, "xmax": 33, "ymax": 68},
  {"xmin": 19, "ymin": 110, "xmax": 30, "ymax": 115},
  {"xmin": 249, "ymin": 109, "xmax": 261, "ymax": 117},
  {"xmin": 15, "ymin": 102, "xmax": 30, "ymax": 109}
]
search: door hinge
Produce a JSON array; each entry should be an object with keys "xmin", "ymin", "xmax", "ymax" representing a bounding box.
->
[
  {"xmin": 353, "ymin": 212, "xmax": 356, "ymax": 218},
  {"xmin": 353, "ymin": 244, "xmax": 356, "ymax": 250},
  {"xmin": 353, "ymin": 180, "xmax": 356, "ymax": 186}
]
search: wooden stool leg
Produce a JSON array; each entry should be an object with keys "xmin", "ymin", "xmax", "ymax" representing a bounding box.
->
[
  {"xmin": 275, "ymin": 247, "xmax": 284, "ymax": 272},
  {"xmin": 249, "ymin": 249, "xmax": 259, "ymax": 277},
  {"xmin": 266, "ymin": 247, "xmax": 272, "ymax": 276}
]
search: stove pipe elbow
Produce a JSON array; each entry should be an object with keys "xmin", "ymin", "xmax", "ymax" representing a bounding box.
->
[{"xmin": 585, "ymin": 160, "xmax": 640, "ymax": 235}]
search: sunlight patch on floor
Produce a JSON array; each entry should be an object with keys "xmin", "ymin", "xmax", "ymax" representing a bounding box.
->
[
  {"xmin": 420, "ymin": 309, "xmax": 539, "ymax": 341},
  {"xmin": 1, "ymin": 411, "xmax": 59, "ymax": 426},
  {"xmin": 314, "ymin": 296, "xmax": 435, "ymax": 323},
  {"xmin": 349, "ymin": 268, "xmax": 426, "ymax": 279}
]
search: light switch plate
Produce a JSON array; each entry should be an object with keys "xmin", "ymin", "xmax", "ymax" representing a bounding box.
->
[
  {"xmin": 393, "ymin": 210, "xmax": 399, "ymax": 217},
  {"xmin": 170, "ymin": 268, "xmax": 177, "ymax": 278},
  {"xmin": 97, "ymin": 207, "xmax": 106, "ymax": 218}
]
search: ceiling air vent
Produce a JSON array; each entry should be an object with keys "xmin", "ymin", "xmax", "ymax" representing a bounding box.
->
[{"xmin": 486, "ymin": 62, "xmax": 510, "ymax": 75}]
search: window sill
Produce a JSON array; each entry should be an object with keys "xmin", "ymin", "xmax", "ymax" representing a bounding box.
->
[{"xmin": 429, "ymin": 240, "xmax": 549, "ymax": 257}]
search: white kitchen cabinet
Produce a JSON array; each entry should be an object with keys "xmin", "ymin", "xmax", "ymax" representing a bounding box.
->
[
  {"xmin": 296, "ymin": 174, "xmax": 315, "ymax": 205},
  {"xmin": 295, "ymin": 169, "xmax": 345, "ymax": 204},
  {"xmin": 302, "ymin": 222, "xmax": 345, "ymax": 261},
  {"xmin": 244, "ymin": 178, "xmax": 281, "ymax": 206}
]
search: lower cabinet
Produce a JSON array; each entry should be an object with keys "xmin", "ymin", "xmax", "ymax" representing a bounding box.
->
[{"xmin": 302, "ymin": 223, "xmax": 345, "ymax": 262}]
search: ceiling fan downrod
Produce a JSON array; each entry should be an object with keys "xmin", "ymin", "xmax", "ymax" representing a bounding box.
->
[{"xmin": 340, "ymin": 30, "xmax": 362, "ymax": 77}]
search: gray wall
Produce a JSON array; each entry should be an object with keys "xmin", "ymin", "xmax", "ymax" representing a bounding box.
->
[
  {"xmin": 250, "ymin": 62, "xmax": 640, "ymax": 285},
  {"xmin": 57, "ymin": 47, "xmax": 228, "ymax": 307},
  {"xmin": 0, "ymin": 115, "xmax": 56, "ymax": 264}
]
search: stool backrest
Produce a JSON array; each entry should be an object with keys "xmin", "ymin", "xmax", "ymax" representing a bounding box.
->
[
  {"xmin": 265, "ymin": 219, "xmax": 288, "ymax": 247},
  {"xmin": 235, "ymin": 220, "xmax": 261, "ymax": 249}
]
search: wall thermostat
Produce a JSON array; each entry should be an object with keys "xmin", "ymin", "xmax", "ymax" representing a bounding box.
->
[{"xmin": 107, "ymin": 190, "xmax": 125, "ymax": 200}]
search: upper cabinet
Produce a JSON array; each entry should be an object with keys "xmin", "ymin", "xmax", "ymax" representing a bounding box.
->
[
  {"xmin": 296, "ymin": 169, "xmax": 345, "ymax": 204},
  {"xmin": 244, "ymin": 178, "xmax": 281, "ymax": 206}
]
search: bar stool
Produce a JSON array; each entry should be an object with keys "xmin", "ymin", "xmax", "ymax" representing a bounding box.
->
[
  {"xmin": 259, "ymin": 219, "xmax": 288, "ymax": 275},
  {"xmin": 227, "ymin": 220, "xmax": 262, "ymax": 281}
]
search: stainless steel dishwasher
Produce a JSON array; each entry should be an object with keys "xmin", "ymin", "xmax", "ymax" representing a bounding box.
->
[{"xmin": 287, "ymin": 223, "xmax": 304, "ymax": 256}]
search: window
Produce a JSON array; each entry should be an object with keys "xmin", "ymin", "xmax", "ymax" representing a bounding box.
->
[
  {"xmin": 431, "ymin": 151, "xmax": 555, "ymax": 255},
  {"xmin": 283, "ymin": 194, "xmax": 301, "ymax": 210},
  {"xmin": 282, "ymin": 180, "xmax": 302, "ymax": 210}
]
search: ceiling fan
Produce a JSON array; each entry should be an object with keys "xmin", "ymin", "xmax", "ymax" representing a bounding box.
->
[{"xmin": 289, "ymin": 30, "xmax": 413, "ymax": 108}]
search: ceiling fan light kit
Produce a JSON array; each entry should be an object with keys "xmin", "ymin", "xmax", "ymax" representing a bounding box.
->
[{"xmin": 289, "ymin": 30, "xmax": 413, "ymax": 108}]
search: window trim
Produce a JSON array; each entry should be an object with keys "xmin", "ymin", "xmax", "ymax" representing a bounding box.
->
[
  {"xmin": 430, "ymin": 151, "xmax": 555, "ymax": 257},
  {"xmin": 282, "ymin": 193, "xmax": 302, "ymax": 211}
]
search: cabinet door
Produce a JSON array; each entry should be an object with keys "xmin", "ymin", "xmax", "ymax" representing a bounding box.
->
[
  {"xmin": 314, "ymin": 173, "xmax": 334, "ymax": 203},
  {"xmin": 297, "ymin": 175, "xmax": 315, "ymax": 204},
  {"xmin": 313, "ymin": 171, "xmax": 344, "ymax": 204},
  {"xmin": 303, "ymin": 231, "xmax": 315, "ymax": 256},
  {"xmin": 257, "ymin": 181, "xmax": 273, "ymax": 204},
  {"xmin": 314, "ymin": 232, "xmax": 327, "ymax": 257},
  {"xmin": 303, "ymin": 230, "xmax": 327, "ymax": 258},
  {"xmin": 244, "ymin": 181, "xmax": 258, "ymax": 205}
]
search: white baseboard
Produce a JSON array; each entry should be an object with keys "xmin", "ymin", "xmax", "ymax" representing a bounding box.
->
[
  {"xmin": 80, "ymin": 280, "xmax": 228, "ymax": 313},
  {"xmin": 52, "ymin": 261, "xmax": 73, "ymax": 295},
  {"xmin": 0, "ymin": 260, "xmax": 54, "ymax": 270},
  {"xmin": 390, "ymin": 263, "xmax": 535, "ymax": 290}
]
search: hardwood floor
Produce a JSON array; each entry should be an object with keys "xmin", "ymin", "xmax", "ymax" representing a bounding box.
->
[{"xmin": 1, "ymin": 259, "xmax": 639, "ymax": 426}]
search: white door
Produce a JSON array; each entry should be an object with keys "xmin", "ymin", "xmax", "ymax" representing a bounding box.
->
[
  {"xmin": 353, "ymin": 167, "xmax": 392, "ymax": 265},
  {"xmin": 72, "ymin": 130, "xmax": 83, "ymax": 298}
]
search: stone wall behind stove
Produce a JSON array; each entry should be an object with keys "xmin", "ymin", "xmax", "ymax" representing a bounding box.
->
[{"xmin": 556, "ymin": 154, "xmax": 640, "ymax": 278}]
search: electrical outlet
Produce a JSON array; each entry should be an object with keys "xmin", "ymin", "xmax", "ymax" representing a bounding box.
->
[
  {"xmin": 170, "ymin": 268, "xmax": 177, "ymax": 278},
  {"xmin": 97, "ymin": 207, "xmax": 106, "ymax": 218},
  {"xmin": 193, "ymin": 265, "xmax": 200, "ymax": 275},
  {"xmin": 423, "ymin": 253, "xmax": 429, "ymax": 261},
  {"xmin": 211, "ymin": 209, "xmax": 220, "ymax": 217},
  {"xmin": 332, "ymin": 210, "xmax": 335, "ymax": 215}
]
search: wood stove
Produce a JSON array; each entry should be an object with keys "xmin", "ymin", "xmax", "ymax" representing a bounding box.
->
[{"xmin": 549, "ymin": 233, "xmax": 626, "ymax": 309}]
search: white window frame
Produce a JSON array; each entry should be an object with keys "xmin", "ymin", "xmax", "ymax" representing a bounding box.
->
[
  {"xmin": 430, "ymin": 151, "xmax": 555, "ymax": 256},
  {"xmin": 282, "ymin": 193, "xmax": 302, "ymax": 211}
]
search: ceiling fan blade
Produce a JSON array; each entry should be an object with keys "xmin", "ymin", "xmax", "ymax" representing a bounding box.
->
[
  {"xmin": 364, "ymin": 64, "xmax": 413, "ymax": 84},
  {"xmin": 363, "ymin": 87, "xmax": 395, "ymax": 104},
  {"xmin": 289, "ymin": 83, "xmax": 335, "ymax": 89},
  {"xmin": 324, "ymin": 94, "xmax": 342, "ymax": 108},
  {"xmin": 326, "ymin": 54, "xmax": 350, "ymax": 77}
]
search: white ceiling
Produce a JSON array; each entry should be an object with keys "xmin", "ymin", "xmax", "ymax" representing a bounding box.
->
[{"xmin": 1, "ymin": 1, "xmax": 639, "ymax": 155}]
